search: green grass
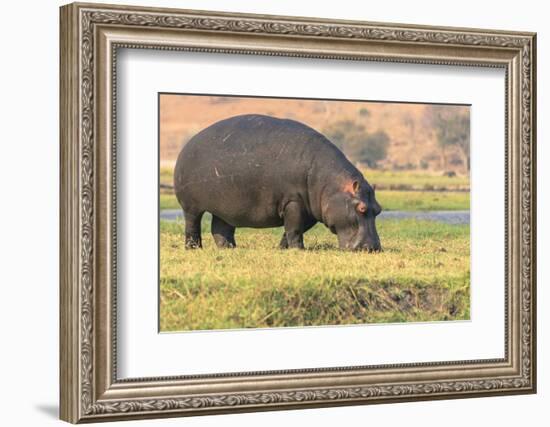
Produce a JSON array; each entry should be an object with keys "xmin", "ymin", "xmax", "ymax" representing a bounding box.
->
[
  {"xmin": 361, "ymin": 169, "xmax": 470, "ymax": 191},
  {"xmin": 160, "ymin": 217, "xmax": 470, "ymax": 332},
  {"xmin": 159, "ymin": 190, "xmax": 469, "ymax": 212},
  {"xmin": 160, "ymin": 167, "xmax": 174, "ymax": 187},
  {"xmin": 160, "ymin": 193, "xmax": 180, "ymax": 210},
  {"xmin": 377, "ymin": 190, "xmax": 469, "ymax": 211}
]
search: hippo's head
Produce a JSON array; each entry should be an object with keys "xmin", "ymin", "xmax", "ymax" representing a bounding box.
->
[{"xmin": 324, "ymin": 179, "xmax": 382, "ymax": 252}]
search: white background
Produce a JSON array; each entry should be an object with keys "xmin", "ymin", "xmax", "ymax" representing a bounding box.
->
[
  {"xmin": 0, "ymin": 0, "xmax": 545, "ymax": 426},
  {"xmin": 118, "ymin": 50, "xmax": 504, "ymax": 377}
]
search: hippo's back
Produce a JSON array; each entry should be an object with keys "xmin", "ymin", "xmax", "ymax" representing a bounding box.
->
[{"xmin": 173, "ymin": 114, "xmax": 351, "ymax": 227}]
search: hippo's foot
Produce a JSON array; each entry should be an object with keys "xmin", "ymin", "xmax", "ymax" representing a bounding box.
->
[
  {"xmin": 184, "ymin": 211, "xmax": 204, "ymax": 249},
  {"xmin": 185, "ymin": 235, "xmax": 202, "ymax": 249},
  {"xmin": 279, "ymin": 234, "xmax": 304, "ymax": 249},
  {"xmin": 280, "ymin": 232, "xmax": 305, "ymax": 249},
  {"xmin": 211, "ymin": 215, "xmax": 236, "ymax": 249},
  {"xmin": 287, "ymin": 235, "xmax": 305, "ymax": 249},
  {"xmin": 214, "ymin": 238, "xmax": 236, "ymax": 248}
]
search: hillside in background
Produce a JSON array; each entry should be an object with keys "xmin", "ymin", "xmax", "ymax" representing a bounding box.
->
[{"xmin": 160, "ymin": 94, "xmax": 469, "ymax": 174}]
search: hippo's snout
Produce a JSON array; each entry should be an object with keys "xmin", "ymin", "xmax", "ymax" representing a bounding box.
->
[
  {"xmin": 340, "ymin": 236, "xmax": 382, "ymax": 252},
  {"xmin": 344, "ymin": 215, "xmax": 381, "ymax": 252}
]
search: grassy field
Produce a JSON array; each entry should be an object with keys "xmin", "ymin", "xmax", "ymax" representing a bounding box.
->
[
  {"xmin": 364, "ymin": 170, "xmax": 470, "ymax": 191},
  {"xmin": 160, "ymin": 217, "xmax": 470, "ymax": 332}
]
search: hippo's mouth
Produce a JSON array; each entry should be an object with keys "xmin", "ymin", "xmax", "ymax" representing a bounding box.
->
[{"xmin": 345, "ymin": 221, "xmax": 381, "ymax": 252}]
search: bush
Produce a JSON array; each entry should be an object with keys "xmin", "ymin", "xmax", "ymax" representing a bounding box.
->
[
  {"xmin": 427, "ymin": 106, "xmax": 470, "ymax": 171},
  {"xmin": 324, "ymin": 121, "xmax": 389, "ymax": 168}
]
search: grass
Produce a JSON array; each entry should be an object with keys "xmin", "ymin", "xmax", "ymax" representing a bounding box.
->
[
  {"xmin": 160, "ymin": 217, "xmax": 470, "ymax": 332},
  {"xmin": 377, "ymin": 190, "xmax": 469, "ymax": 211},
  {"xmin": 160, "ymin": 167, "xmax": 174, "ymax": 187},
  {"xmin": 159, "ymin": 190, "xmax": 469, "ymax": 212},
  {"xmin": 362, "ymin": 169, "xmax": 470, "ymax": 191}
]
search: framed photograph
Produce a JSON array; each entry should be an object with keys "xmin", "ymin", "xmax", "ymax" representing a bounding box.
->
[{"xmin": 60, "ymin": 2, "xmax": 537, "ymax": 423}]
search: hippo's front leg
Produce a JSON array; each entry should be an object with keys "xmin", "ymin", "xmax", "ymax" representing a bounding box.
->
[
  {"xmin": 281, "ymin": 201, "xmax": 306, "ymax": 249},
  {"xmin": 280, "ymin": 216, "xmax": 317, "ymax": 249}
]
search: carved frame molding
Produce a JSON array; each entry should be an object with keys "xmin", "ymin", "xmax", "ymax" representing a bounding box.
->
[{"xmin": 60, "ymin": 2, "xmax": 536, "ymax": 423}]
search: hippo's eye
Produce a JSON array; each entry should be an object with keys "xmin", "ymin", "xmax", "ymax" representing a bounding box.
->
[{"xmin": 356, "ymin": 202, "xmax": 367, "ymax": 214}]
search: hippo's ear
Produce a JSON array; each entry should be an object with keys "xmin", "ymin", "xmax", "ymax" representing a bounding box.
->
[{"xmin": 352, "ymin": 180, "xmax": 360, "ymax": 194}]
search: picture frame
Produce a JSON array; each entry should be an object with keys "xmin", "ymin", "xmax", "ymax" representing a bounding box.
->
[{"xmin": 59, "ymin": 2, "xmax": 537, "ymax": 423}]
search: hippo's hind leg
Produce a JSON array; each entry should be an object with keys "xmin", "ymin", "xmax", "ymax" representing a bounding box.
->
[
  {"xmin": 211, "ymin": 215, "xmax": 236, "ymax": 248},
  {"xmin": 184, "ymin": 211, "xmax": 204, "ymax": 249}
]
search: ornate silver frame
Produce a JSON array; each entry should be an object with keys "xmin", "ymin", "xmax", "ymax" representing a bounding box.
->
[{"xmin": 60, "ymin": 2, "xmax": 537, "ymax": 423}]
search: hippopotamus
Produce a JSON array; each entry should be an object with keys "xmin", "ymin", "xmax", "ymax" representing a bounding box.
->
[{"xmin": 174, "ymin": 114, "xmax": 382, "ymax": 251}]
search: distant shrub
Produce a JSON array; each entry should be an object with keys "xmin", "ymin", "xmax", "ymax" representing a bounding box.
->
[
  {"xmin": 391, "ymin": 162, "xmax": 416, "ymax": 172},
  {"xmin": 427, "ymin": 106, "xmax": 470, "ymax": 171},
  {"xmin": 324, "ymin": 121, "xmax": 389, "ymax": 168}
]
